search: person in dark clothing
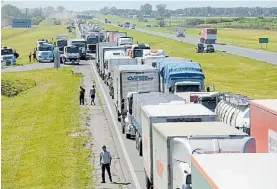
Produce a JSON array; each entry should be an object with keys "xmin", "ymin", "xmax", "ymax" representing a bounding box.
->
[
  {"xmin": 79, "ymin": 86, "xmax": 85, "ymax": 105},
  {"xmin": 29, "ymin": 52, "xmax": 32, "ymax": 62},
  {"xmin": 33, "ymin": 49, "xmax": 37, "ymax": 62}
]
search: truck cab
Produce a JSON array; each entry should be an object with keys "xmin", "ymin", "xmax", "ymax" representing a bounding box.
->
[
  {"xmin": 70, "ymin": 39, "xmax": 86, "ymax": 59},
  {"xmin": 37, "ymin": 43, "xmax": 54, "ymax": 63},
  {"xmin": 62, "ymin": 45, "xmax": 80, "ymax": 65},
  {"xmin": 127, "ymin": 43, "xmax": 151, "ymax": 58},
  {"xmin": 1, "ymin": 47, "xmax": 16, "ymax": 66},
  {"xmin": 117, "ymin": 37, "xmax": 133, "ymax": 46},
  {"xmin": 176, "ymin": 27, "xmax": 185, "ymax": 37}
]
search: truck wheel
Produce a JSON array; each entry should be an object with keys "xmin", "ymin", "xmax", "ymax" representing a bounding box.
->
[
  {"xmin": 112, "ymin": 95, "xmax": 114, "ymax": 99},
  {"xmin": 145, "ymin": 174, "xmax": 151, "ymax": 189},
  {"xmin": 121, "ymin": 120, "xmax": 125, "ymax": 134},
  {"xmin": 139, "ymin": 137, "xmax": 143, "ymax": 156},
  {"xmin": 126, "ymin": 134, "xmax": 130, "ymax": 139}
]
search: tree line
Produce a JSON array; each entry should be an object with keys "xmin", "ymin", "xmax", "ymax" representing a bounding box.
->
[
  {"xmin": 100, "ymin": 4, "xmax": 277, "ymax": 17},
  {"xmin": 1, "ymin": 4, "xmax": 67, "ymax": 26}
]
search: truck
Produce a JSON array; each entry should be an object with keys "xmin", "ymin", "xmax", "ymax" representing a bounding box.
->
[
  {"xmin": 96, "ymin": 42, "xmax": 117, "ymax": 74},
  {"xmin": 105, "ymin": 30, "xmax": 118, "ymax": 42},
  {"xmin": 215, "ymin": 93, "xmax": 252, "ymax": 135},
  {"xmin": 56, "ymin": 34, "xmax": 70, "ymax": 61},
  {"xmin": 104, "ymin": 56, "xmax": 137, "ymax": 94},
  {"xmin": 108, "ymin": 32, "xmax": 127, "ymax": 43},
  {"xmin": 160, "ymin": 62, "xmax": 205, "ymax": 94},
  {"xmin": 86, "ymin": 34, "xmax": 99, "ymax": 54},
  {"xmin": 37, "ymin": 43, "xmax": 54, "ymax": 63},
  {"xmin": 176, "ymin": 27, "xmax": 185, "ymax": 37},
  {"xmin": 103, "ymin": 50, "xmax": 127, "ymax": 83},
  {"xmin": 70, "ymin": 39, "xmax": 86, "ymax": 59},
  {"xmin": 139, "ymin": 55, "xmax": 166, "ymax": 67},
  {"xmin": 123, "ymin": 92, "xmax": 186, "ymax": 139},
  {"xmin": 151, "ymin": 122, "xmax": 256, "ymax": 189},
  {"xmin": 62, "ymin": 45, "xmax": 80, "ymax": 65},
  {"xmin": 99, "ymin": 46, "xmax": 127, "ymax": 80},
  {"xmin": 113, "ymin": 65, "xmax": 160, "ymax": 121},
  {"xmin": 117, "ymin": 37, "xmax": 133, "ymax": 47},
  {"xmin": 1, "ymin": 46, "xmax": 17, "ymax": 66},
  {"xmin": 126, "ymin": 43, "xmax": 151, "ymax": 58},
  {"xmin": 191, "ymin": 153, "xmax": 275, "ymax": 189},
  {"xmin": 141, "ymin": 104, "xmax": 217, "ymax": 188},
  {"xmin": 124, "ymin": 21, "xmax": 131, "ymax": 28},
  {"xmin": 250, "ymin": 99, "xmax": 277, "ymax": 153},
  {"xmin": 200, "ymin": 28, "xmax": 217, "ymax": 44},
  {"xmin": 153, "ymin": 57, "xmax": 192, "ymax": 70}
]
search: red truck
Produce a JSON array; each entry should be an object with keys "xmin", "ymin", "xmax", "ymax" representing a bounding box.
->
[
  {"xmin": 250, "ymin": 99, "xmax": 277, "ymax": 153},
  {"xmin": 200, "ymin": 28, "xmax": 217, "ymax": 44}
]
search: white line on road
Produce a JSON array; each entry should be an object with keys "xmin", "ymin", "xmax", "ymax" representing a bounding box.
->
[{"xmin": 88, "ymin": 61, "xmax": 142, "ymax": 189}]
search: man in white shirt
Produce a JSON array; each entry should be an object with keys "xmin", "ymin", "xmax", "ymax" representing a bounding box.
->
[
  {"xmin": 89, "ymin": 85, "xmax": 96, "ymax": 105},
  {"xmin": 100, "ymin": 145, "xmax": 112, "ymax": 183}
]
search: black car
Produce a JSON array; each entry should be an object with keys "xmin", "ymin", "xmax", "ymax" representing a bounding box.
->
[{"xmin": 204, "ymin": 44, "xmax": 215, "ymax": 53}]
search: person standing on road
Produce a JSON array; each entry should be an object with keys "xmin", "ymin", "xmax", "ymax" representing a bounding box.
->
[
  {"xmin": 90, "ymin": 85, "xmax": 96, "ymax": 105},
  {"xmin": 33, "ymin": 49, "xmax": 38, "ymax": 62},
  {"xmin": 79, "ymin": 86, "xmax": 85, "ymax": 105},
  {"xmin": 100, "ymin": 145, "xmax": 112, "ymax": 183},
  {"xmin": 29, "ymin": 52, "xmax": 32, "ymax": 62}
]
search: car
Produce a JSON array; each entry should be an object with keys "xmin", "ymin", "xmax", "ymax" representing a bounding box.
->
[{"xmin": 204, "ymin": 44, "xmax": 215, "ymax": 53}]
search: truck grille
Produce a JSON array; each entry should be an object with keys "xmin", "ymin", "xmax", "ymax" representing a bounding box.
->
[{"xmin": 69, "ymin": 58, "xmax": 77, "ymax": 61}]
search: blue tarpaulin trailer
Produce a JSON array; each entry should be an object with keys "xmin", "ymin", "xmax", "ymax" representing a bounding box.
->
[{"xmin": 160, "ymin": 62, "xmax": 205, "ymax": 93}]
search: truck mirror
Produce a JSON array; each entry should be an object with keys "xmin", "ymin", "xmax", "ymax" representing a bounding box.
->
[{"xmin": 185, "ymin": 174, "xmax": 191, "ymax": 185}]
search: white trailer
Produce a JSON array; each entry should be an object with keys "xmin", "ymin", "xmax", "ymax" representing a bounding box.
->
[
  {"xmin": 191, "ymin": 153, "xmax": 276, "ymax": 189},
  {"xmin": 152, "ymin": 122, "xmax": 257, "ymax": 189},
  {"xmin": 123, "ymin": 92, "xmax": 186, "ymax": 139},
  {"xmin": 105, "ymin": 56, "xmax": 137, "ymax": 96},
  {"xmin": 113, "ymin": 65, "xmax": 160, "ymax": 121},
  {"xmin": 141, "ymin": 104, "xmax": 217, "ymax": 189},
  {"xmin": 100, "ymin": 46, "xmax": 127, "ymax": 80},
  {"xmin": 96, "ymin": 42, "xmax": 117, "ymax": 73}
]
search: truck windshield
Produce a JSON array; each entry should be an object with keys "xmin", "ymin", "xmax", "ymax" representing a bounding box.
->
[
  {"xmin": 134, "ymin": 49, "xmax": 143, "ymax": 57},
  {"xmin": 57, "ymin": 40, "xmax": 67, "ymax": 47},
  {"xmin": 119, "ymin": 39, "xmax": 133, "ymax": 45},
  {"xmin": 87, "ymin": 37, "xmax": 98, "ymax": 44},
  {"xmin": 71, "ymin": 43, "xmax": 85, "ymax": 48},
  {"xmin": 88, "ymin": 45, "xmax": 96, "ymax": 50},
  {"xmin": 38, "ymin": 46, "xmax": 53, "ymax": 51},
  {"xmin": 1, "ymin": 49, "xmax": 13, "ymax": 55},
  {"xmin": 176, "ymin": 85, "xmax": 200, "ymax": 92},
  {"xmin": 67, "ymin": 47, "xmax": 79, "ymax": 53}
]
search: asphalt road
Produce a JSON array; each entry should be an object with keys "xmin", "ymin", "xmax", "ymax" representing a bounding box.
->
[
  {"xmin": 88, "ymin": 59, "xmax": 146, "ymax": 189},
  {"xmin": 133, "ymin": 27, "xmax": 277, "ymax": 65},
  {"xmin": 1, "ymin": 63, "xmax": 70, "ymax": 73},
  {"xmin": 100, "ymin": 20, "xmax": 277, "ymax": 65}
]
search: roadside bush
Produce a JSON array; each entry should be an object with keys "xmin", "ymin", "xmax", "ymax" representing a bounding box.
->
[
  {"xmin": 32, "ymin": 17, "xmax": 42, "ymax": 25},
  {"xmin": 155, "ymin": 16, "xmax": 164, "ymax": 21},
  {"xmin": 158, "ymin": 20, "xmax": 165, "ymax": 27},
  {"xmin": 1, "ymin": 78, "xmax": 36, "ymax": 97},
  {"xmin": 53, "ymin": 20, "xmax": 61, "ymax": 25}
]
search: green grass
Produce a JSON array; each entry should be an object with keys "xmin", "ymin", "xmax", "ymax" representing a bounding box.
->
[
  {"xmin": 97, "ymin": 14, "xmax": 277, "ymax": 52},
  {"xmin": 1, "ymin": 68, "xmax": 93, "ymax": 189},
  {"xmin": 101, "ymin": 24, "xmax": 277, "ymax": 99},
  {"xmin": 1, "ymin": 23, "xmax": 69, "ymax": 65}
]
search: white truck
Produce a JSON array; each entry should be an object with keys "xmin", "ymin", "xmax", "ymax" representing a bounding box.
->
[
  {"xmin": 139, "ymin": 55, "xmax": 166, "ymax": 66},
  {"xmin": 152, "ymin": 122, "xmax": 257, "ymax": 189},
  {"xmin": 100, "ymin": 46, "xmax": 127, "ymax": 80},
  {"xmin": 104, "ymin": 56, "xmax": 137, "ymax": 95},
  {"xmin": 117, "ymin": 37, "xmax": 133, "ymax": 46},
  {"xmin": 191, "ymin": 153, "xmax": 276, "ymax": 189},
  {"xmin": 103, "ymin": 50, "xmax": 127, "ymax": 84},
  {"xmin": 96, "ymin": 42, "xmax": 117, "ymax": 73},
  {"xmin": 140, "ymin": 103, "xmax": 217, "ymax": 189},
  {"xmin": 62, "ymin": 45, "xmax": 80, "ymax": 65},
  {"xmin": 176, "ymin": 27, "xmax": 185, "ymax": 37},
  {"xmin": 56, "ymin": 34, "xmax": 69, "ymax": 61},
  {"xmin": 123, "ymin": 92, "xmax": 186, "ymax": 139},
  {"xmin": 70, "ymin": 39, "xmax": 86, "ymax": 60},
  {"xmin": 113, "ymin": 65, "xmax": 160, "ymax": 121}
]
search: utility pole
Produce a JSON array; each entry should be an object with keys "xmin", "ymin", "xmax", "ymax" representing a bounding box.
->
[{"xmin": 26, "ymin": 8, "xmax": 28, "ymax": 18}]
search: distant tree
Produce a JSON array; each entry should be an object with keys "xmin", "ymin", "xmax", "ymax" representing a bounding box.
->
[
  {"xmin": 110, "ymin": 7, "xmax": 117, "ymax": 15},
  {"xmin": 43, "ymin": 6, "xmax": 55, "ymax": 17},
  {"xmin": 31, "ymin": 8, "xmax": 43, "ymax": 18},
  {"xmin": 140, "ymin": 3, "xmax": 152, "ymax": 16},
  {"xmin": 1, "ymin": 4, "xmax": 22, "ymax": 19},
  {"xmin": 56, "ymin": 6, "xmax": 65, "ymax": 12},
  {"xmin": 156, "ymin": 4, "xmax": 167, "ymax": 17}
]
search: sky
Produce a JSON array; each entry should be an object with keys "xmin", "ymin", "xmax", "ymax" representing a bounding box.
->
[{"xmin": 2, "ymin": 0, "xmax": 277, "ymax": 11}]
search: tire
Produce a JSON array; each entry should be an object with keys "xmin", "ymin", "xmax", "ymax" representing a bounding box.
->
[
  {"xmin": 145, "ymin": 174, "xmax": 151, "ymax": 189},
  {"xmin": 126, "ymin": 134, "xmax": 130, "ymax": 139},
  {"xmin": 139, "ymin": 137, "xmax": 143, "ymax": 156}
]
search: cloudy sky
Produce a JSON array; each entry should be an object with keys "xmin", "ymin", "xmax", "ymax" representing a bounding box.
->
[{"xmin": 2, "ymin": 0, "xmax": 277, "ymax": 11}]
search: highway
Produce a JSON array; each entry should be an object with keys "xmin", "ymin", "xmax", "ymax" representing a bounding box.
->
[
  {"xmin": 133, "ymin": 27, "xmax": 277, "ymax": 65},
  {"xmin": 100, "ymin": 20, "xmax": 277, "ymax": 65},
  {"xmin": 88, "ymin": 59, "xmax": 146, "ymax": 189}
]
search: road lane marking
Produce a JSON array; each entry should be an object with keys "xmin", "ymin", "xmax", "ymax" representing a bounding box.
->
[{"xmin": 88, "ymin": 61, "xmax": 142, "ymax": 189}]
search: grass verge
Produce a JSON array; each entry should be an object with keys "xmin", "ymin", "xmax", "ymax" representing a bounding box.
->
[
  {"xmin": 101, "ymin": 24, "xmax": 277, "ymax": 99},
  {"xmin": 1, "ymin": 68, "xmax": 93, "ymax": 189},
  {"xmin": 98, "ymin": 14, "xmax": 277, "ymax": 52},
  {"xmin": 1, "ymin": 23, "xmax": 69, "ymax": 66}
]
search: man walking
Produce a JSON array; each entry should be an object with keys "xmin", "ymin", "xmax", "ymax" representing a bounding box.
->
[
  {"xmin": 33, "ymin": 49, "xmax": 37, "ymax": 62},
  {"xmin": 90, "ymin": 85, "xmax": 96, "ymax": 105},
  {"xmin": 79, "ymin": 86, "xmax": 85, "ymax": 105},
  {"xmin": 100, "ymin": 145, "xmax": 112, "ymax": 183}
]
